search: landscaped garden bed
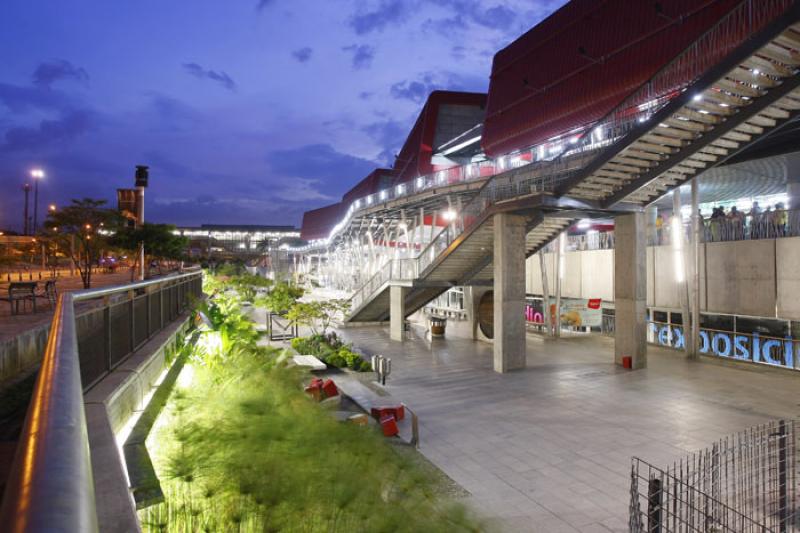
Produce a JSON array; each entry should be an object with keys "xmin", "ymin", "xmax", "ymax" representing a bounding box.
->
[{"xmin": 137, "ymin": 273, "xmax": 484, "ymax": 532}]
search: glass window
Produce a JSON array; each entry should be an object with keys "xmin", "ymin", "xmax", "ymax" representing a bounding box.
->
[{"xmin": 735, "ymin": 316, "xmax": 788, "ymax": 338}]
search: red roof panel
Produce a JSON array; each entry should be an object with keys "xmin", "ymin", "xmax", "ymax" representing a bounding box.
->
[{"xmin": 482, "ymin": 0, "xmax": 743, "ymax": 156}]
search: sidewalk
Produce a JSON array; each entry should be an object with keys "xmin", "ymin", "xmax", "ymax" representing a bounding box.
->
[
  {"xmin": 1, "ymin": 271, "xmax": 145, "ymax": 342},
  {"xmin": 335, "ymin": 327, "xmax": 799, "ymax": 532}
]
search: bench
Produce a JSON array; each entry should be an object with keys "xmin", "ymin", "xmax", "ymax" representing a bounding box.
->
[
  {"xmin": 1, "ymin": 282, "xmax": 38, "ymax": 315},
  {"xmin": 37, "ymin": 280, "xmax": 58, "ymax": 308}
]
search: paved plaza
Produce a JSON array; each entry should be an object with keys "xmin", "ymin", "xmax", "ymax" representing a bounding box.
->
[{"xmin": 336, "ymin": 326, "xmax": 800, "ymax": 532}]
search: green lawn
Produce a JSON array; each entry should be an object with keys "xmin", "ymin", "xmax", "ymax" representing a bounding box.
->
[{"xmin": 139, "ymin": 284, "xmax": 485, "ymax": 532}]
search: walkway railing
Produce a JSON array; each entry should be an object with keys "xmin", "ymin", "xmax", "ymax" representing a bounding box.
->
[{"xmin": 0, "ymin": 270, "xmax": 203, "ymax": 533}]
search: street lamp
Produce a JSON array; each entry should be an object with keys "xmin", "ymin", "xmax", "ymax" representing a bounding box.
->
[
  {"xmin": 30, "ymin": 169, "xmax": 45, "ymax": 234},
  {"xmin": 48, "ymin": 204, "xmax": 56, "ymax": 212}
]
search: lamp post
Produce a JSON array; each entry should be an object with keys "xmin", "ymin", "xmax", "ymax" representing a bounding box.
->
[
  {"xmin": 31, "ymin": 169, "xmax": 44, "ymax": 234},
  {"xmin": 22, "ymin": 183, "xmax": 31, "ymax": 235},
  {"xmin": 135, "ymin": 165, "xmax": 149, "ymax": 280}
]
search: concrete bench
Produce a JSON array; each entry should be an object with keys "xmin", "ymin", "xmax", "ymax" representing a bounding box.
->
[
  {"xmin": 291, "ymin": 354, "xmax": 327, "ymax": 371},
  {"xmin": 331, "ymin": 373, "xmax": 418, "ymax": 446}
]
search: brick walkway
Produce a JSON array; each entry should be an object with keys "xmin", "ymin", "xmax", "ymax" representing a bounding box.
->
[{"xmin": 335, "ymin": 327, "xmax": 799, "ymax": 532}]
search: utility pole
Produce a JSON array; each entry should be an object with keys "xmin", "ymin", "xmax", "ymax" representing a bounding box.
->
[
  {"xmin": 672, "ymin": 189, "xmax": 691, "ymax": 356},
  {"xmin": 22, "ymin": 183, "xmax": 31, "ymax": 235},
  {"xmin": 135, "ymin": 165, "xmax": 149, "ymax": 280},
  {"xmin": 691, "ymin": 179, "xmax": 701, "ymax": 359}
]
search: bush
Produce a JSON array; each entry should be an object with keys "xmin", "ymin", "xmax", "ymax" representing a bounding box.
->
[{"xmin": 290, "ymin": 334, "xmax": 369, "ymax": 371}]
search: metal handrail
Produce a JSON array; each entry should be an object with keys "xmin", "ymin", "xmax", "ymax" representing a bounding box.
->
[{"xmin": 0, "ymin": 270, "xmax": 203, "ymax": 533}]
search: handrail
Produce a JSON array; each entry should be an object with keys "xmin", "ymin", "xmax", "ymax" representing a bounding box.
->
[{"xmin": 0, "ymin": 270, "xmax": 203, "ymax": 533}]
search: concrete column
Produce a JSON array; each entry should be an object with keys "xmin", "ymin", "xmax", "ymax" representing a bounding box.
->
[
  {"xmin": 390, "ymin": 285, "xmax": 408, "ymax": 341},
  {"xmin": 493, "ymin": 213, "xmax": 527, "ymax": 372},
  {"xmin": 614, "ymin": 212, "xmax": 647, "ymax": 369},
  {"xmin": 784, "ymin": 156, "xmax": 800, "ymax": 209}
]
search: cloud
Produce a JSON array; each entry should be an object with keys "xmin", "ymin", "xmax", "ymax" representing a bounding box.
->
[
  {"xmin": 292, "ymin": 47, "xmax": 313, "ymax": 63},
  {"xmin": 350, "ymin": 0, "xmax": 409, "ymax": 34},
  {"xmin": 182, "ymin": 63, "xmax": 236, "ymax": 91},
  {"xmin": 32, "ymin": 59, "xmax": 89, "ymax": 88},
  {"xmin": 265, "ymin": 143, "xmax": 376, "ymax": 196},
  {"xmin": 389, "ymin": 71, "xmax": 487, "ymax": 103},
  {"xmin": 363, "ymin": 119, "xmax": 410, "ymax": 166},
  {"xmin": 256, "ymin": 0, "xmax": 274, "ymax": 11},
  {"xmin": 359, "ymin": 91, "xmax": 373, "ymax": 100},
  {"xmin": 342, "ymin": 44, "xmax": 375, "ymax": 70},
  {"xmin": 0, "ymin": 83, "xmax": 74, "ymax": 113},
  {"xmin": 0, "ymin": 109, "xmax": 93, "ymax": 153}
]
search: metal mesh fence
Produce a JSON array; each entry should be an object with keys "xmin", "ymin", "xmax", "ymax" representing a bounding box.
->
[
  {"xmin": 132, "ymin": 295, "xmax": 149, "ymax": 349},
  {"xmin": 75, "ymin": 308, "xmax": 107, "ymax": 388},
  {"xmin": 630, "ymin": 419, "xmax": 799, "ymax": 532},
  {"xmin": 72, "ymin": 273, "xmax": 203, "ymax": 391}
]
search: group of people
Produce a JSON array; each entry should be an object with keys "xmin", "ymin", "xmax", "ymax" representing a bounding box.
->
[
  {"xmin": 707, "ymin": 201, "xmax": 789, "ymax": 241},
  {"xmin": 653, "ymin": 201, "xmax": 791, "ymax": 243}
]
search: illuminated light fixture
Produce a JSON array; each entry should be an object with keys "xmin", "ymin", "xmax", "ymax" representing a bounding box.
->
[
  {"xmin": 48, "ymin": 204, "xmax": 56, "ymax": 212},
  {"xmin": 440, "ymin": 135, "xmax": 482, "ymax": 156},
  {"xmin": 753, "ymin": 68, "xmax": 760, "ymax": 75},
  {"xmin": 577, "ymin": 219, "xmax": 591, "ymax": 229},
  {"xmin": 671, "ymin": 215, "xmax": 685, "ymax": 283},
  {"xmin": 693, "ymin": 94, "xmax": 703, "ymax": 101},
  {"xmin": 442, "ymin": 209, "xmax": 457, "ymax": 222},
  {"xmin": 638, "ymin": 116, "xmax": 648, "ymax": 123},
  {"xmin": 31, "ymin": 169, "xmax": 45, "ymax": 179}
]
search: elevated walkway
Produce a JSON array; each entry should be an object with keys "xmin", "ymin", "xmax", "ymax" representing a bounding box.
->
[{"xmin": 346, "ymin": 3, "xmax": 800, "ymax": 329}]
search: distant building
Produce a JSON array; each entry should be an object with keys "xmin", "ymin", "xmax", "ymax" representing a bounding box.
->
[{"xmin": 174, "ymin": 224, "xmax": 301, "ymax": 258}]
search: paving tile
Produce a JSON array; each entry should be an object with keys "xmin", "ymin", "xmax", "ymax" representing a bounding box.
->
[{"xmin": 336, "ymin": 327, "xmax": 800, "ymax": 532}]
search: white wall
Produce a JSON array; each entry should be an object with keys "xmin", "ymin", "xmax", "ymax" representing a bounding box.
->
[{"xmin": 525, "ymin": 237, "xmax": 800, "ymax": 321}]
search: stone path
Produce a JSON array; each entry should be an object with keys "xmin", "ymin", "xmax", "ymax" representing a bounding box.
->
[{"xmin": 335, "ymin": 327, "xmax": 800, "ymax": 532}]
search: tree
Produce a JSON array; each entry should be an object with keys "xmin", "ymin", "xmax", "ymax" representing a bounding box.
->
[
  {"xmin": 44, "ymin": 198, "xmax": 124, "ymax": 288},
  {"xmin": 110, "ymin": 223, "xmax": 189, "ymax": 279},
  {"xmin": 257, "ymin": 281, "xmax": 305, "ymax": 315},
  {"xmin": 286, "ymin": 298, "xmax": 350, "ymax": 335}
]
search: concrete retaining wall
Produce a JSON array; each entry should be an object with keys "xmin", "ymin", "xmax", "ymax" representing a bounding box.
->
[
  {"xmin": 84, "ymin": 312, "xmax": 193, "ymax": 533},
  {"xmin": 0, "ymin": 324, "xmax": 50, "ymax": 386}
]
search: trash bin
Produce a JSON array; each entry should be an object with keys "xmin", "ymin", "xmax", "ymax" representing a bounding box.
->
[{"xmin": 430, "ymin": 317, "xmax": 446, "ymax": 337}]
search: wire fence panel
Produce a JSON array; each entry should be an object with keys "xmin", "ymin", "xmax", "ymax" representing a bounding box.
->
[
  {"xmin": 75, "ymin": 308, "xmax": 107, "ymax": 388},
  {"xmin": 630, "ymin": 419, "xmax": 799, "ymax": 532},
  {"xmin": 133, "ymin": 295, "xmax": 149, "ymax": 349}
]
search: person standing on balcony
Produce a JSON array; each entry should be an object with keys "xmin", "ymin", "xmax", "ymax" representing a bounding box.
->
[
  {"xmin": 749, "ymin": 201, "xmax": 762, "ymax": 239},
  {"xmin": 728, "ymin": 206, "xmax": 744, "ymax": 240},
  {"xmin": 774, "ymin": 202, "xmax": 787, "ymax": 237},
  {"xmin": 710, "ymin": 207, "xmax": 724, "ymax": 241},
  {"xmin": 655, "ymin": 213, "xmax": 664, "ymax": 245}
]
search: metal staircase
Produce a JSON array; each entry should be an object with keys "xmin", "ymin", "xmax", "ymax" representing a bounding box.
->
[{"xmin": 345, "ymin": 0, "xmax": 800, "ymax": 324}]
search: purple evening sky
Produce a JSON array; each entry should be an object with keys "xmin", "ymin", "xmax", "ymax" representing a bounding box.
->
[{"xmin": 0, "ymin": 0, "xmax": 565, "ymax": 231}]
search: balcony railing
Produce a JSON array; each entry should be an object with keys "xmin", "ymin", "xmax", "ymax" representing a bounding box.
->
[{"xmin": 0, "ymin": 270, "xmax": 203, "ymax": 533}]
